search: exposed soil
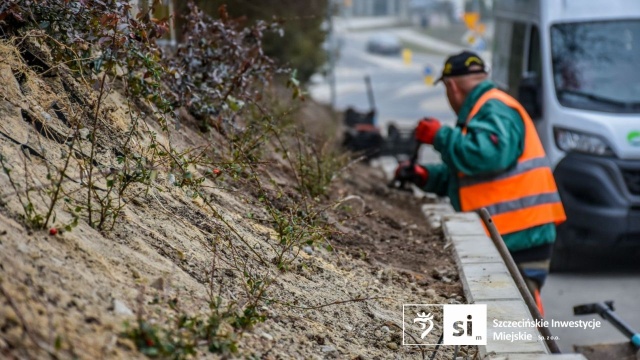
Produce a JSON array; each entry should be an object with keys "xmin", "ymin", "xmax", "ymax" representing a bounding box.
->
[
  {"xmin": 331, "ymin": 163, "xmax": 462, "ymax": 296},
  {"xmin": 0, "ymin": 39, "xmax": 472, "ymax": 360}
]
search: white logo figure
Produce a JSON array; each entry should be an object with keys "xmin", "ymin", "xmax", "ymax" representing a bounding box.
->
[{"xmin": 414, "ymin": 312, "xmax": 434, "ymax": 339}]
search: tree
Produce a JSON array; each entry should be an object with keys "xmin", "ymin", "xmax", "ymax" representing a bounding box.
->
[{"xmin": 172, "ymin": 0, "xmax": 329, "ymax": 82}]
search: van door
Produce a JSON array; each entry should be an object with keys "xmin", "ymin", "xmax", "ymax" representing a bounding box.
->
[
  {"xmin": 523, "ymin": 23, "xmax": 553, "ymax": 151},
  {"xmin": 493, "ymin": 19, "xmax": 547, "ymax": 128},
  {"xmin": 507, "ymin": 22, "xmax": 527, "ymax": 97},
  {"xmin": 493, "ymin": 20, "xmax": 541, "ymax": 96},
  {"xmin": 492, "ymin": 18, "xmax": 527, "ymax": 94},
  {"xmin": 494, "ymin": 18, "xmax": 556, "ymax": 161}
]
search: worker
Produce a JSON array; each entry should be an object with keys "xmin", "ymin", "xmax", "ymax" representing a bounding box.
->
[{"xmin": 395, "ymin": 51, "xmax": 566, "ymax": 315}]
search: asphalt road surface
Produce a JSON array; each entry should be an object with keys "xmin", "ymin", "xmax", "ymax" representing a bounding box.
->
[
  {"xmin": 309, "ymin": 28, "xmax": 454, "ymax": 165},
  {"xmin": 309, "ymin": 30, "xmax": 454, "ymax": 126},
  {"xmin": 543, "ymin": 264, "xmax": 640, "ymax": 353}
]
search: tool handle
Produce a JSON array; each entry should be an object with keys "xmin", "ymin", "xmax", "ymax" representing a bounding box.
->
[
  {"xmin": 364, "ymin": 75, "xmax": 376, "ymax": 112},
  {"xmin": 387, "ymin": 142, "xmax": 421, "ymax": 191},
  {"xmin": 599, "ymin": 305, "xmax": 638, "ymax": 342},
  {"xmin": 574, "ymin": 301, "xmax": 639, "ymax": 346},
  {"xmin": 400, "ymin": 141, "xmax": 421, "ymax": 188},
  {"xmin": 479, "ymin": 208, "xmax": 562, "ymax": 354},
  {"xmin": 409, "ymin": 140, "xmax": 420, "ymax": 165}
]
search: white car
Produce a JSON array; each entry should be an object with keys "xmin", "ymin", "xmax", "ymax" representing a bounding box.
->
[{"xmin": 366, "ymin": 33, "xmax": 402, "ymax": 56}]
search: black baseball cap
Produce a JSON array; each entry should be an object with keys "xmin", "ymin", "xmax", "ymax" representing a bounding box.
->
[{"xmin": 435, "ymin": 51, "xmax": 487, "ymax": 84}]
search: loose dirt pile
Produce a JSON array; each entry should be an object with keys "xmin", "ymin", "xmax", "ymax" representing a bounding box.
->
[{"xmin": 0, "ymin": 37, "xmax": 469, "ymax": 360}]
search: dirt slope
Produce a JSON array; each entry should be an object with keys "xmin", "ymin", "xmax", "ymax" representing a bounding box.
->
[{"xmin": 0, "ymin": 39, "xmax": 468, "ymax": 360}]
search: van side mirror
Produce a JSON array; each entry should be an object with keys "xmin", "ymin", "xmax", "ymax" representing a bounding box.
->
[{"xmin": 518, "ymin": 73, "xmax": 542, "ymax": 120}]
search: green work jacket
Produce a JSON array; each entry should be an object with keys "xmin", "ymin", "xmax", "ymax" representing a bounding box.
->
[{"xmin": 423, "ymin": 81, "xmax": 555, "ymax": 252}]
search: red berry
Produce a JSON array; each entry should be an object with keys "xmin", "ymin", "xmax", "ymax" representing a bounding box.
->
[
  {"xmin": 49, "ymin": 228, "xmax": 58, "ymax": 236},
  {"xmin": 213, "ymin": 169, "xmax": 221, "ymax": 176}
]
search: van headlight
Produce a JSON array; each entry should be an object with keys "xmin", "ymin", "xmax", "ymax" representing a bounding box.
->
[{"xmin": 554, "ymin": 127, "xmax": 614, "ymax": 156}]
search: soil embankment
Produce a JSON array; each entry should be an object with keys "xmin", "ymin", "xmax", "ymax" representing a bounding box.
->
[{"xmin": 0, "ymin": 32, "xmax": 467, "ymax": 360}]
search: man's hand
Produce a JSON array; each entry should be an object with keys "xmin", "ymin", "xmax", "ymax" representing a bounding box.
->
[
  {"xmin": 415, "ymin": 117, "xmax": 442, "ymax": 144},
  {"xmin": 394, "ymin": 161, "xmax": 429, "ymax": 187}
]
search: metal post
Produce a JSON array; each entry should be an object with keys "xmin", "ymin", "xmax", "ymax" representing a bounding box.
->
[
  {"xmin": 327, "ymin": 1, "xmax": 337, "ymax": 110},
  {"xmin": 478, "ymin": 208, "xmax": 562, "ymax": 354},
  {"xmin": 364, "ymin": 75, "xmax": 376, "ymax": 112}
]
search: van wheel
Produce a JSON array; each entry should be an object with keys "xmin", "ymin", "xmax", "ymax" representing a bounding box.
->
[
  {"xmin": 550, "ymin": 243, "xmax": 578, "ymax": 272},
  {"xmin": 550, "ymin": 225, "xmax": 581, "ymax": 272}
]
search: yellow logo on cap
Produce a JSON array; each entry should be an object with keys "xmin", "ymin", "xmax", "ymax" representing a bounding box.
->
[
  {"xmin": 465, "ymin": 56, "xmax": 483, "ymax": 67},
  {"xmin": 444, "ymin": 63, "xmax": 453, "ymax": 74}
]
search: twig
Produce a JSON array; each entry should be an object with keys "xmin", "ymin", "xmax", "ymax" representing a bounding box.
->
[
  {"xmin": 43, "ymin": 121, "xmax": 81, "ymax": 228},
  {"xmin": 389, "ymin": 322, "xmax": 426, "ymax": 360},
  {"xmin": 430, "ymin": 334, "xmax": 444, "ymax": 360},
  {"xmin": 86, "ymin": 70, "xmax": 109, "ymax": 226},
  {"xmin": 266, "ymin": 296, "xmax": 389, "ymax": 310},
  {"xmin": 332, "ymin": 194, "xmax": 366, "ymax": 212}
]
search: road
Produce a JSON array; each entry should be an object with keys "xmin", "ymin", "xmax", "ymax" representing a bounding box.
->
[
  {"xmin": 308, "ymin": 27, "xmax": 454, "ymax": 164},
  {"xmin": 310, "ymin": 22, "xmax": 640, "ymax": 354},
  {"xmin": 309, "ymin": 29, "xmax": 454, "ymax": 129},
  {"xmin": 543, "ymin": 268, "xmax": 640, "ymax": 353}
]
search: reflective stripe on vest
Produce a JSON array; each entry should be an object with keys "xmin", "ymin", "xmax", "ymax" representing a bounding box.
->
[{"xmin": 459, "ymin": 88, "xmax": 566, "ymax": 235}]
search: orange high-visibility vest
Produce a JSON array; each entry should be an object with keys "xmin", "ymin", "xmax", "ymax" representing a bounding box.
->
[{"xmin": 459, "ymin": 88, "xmax": 566, "ymax": 235}]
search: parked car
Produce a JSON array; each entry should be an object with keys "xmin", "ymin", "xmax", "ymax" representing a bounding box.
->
[{"xmin": 366, "ymin": 33, "xmax": 402, "ymax": 55}]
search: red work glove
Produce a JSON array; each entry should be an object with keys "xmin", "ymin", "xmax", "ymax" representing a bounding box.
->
[
  {"xmin": 394, "ymin": 161, "xmax": 429, "ymax": 187},
  {"xmin": 415, "ymin": 117, "xmax": 442, "ymax": 144}
]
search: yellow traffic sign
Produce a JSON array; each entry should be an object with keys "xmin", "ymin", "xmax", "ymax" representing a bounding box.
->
[
  {"xmin": 402, "ymin": 48, "xmax": 412, "ymax": 65},
  {"xmin": 463, "ymin": 12, "xmax": 480, "ymax": 31},
  {"xmin": 424, "ymin": 75, "xmax": 434, "ymax": 86}
]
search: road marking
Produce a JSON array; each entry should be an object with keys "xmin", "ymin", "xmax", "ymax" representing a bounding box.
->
[
  {"xmin": 392, "ymin": 83, "xmax": 429, "ymax": 99},
  {"xmin": 308, "ymin": 82, "xmax": 368, "ymax": 104},
  {"xmin": 352, "ymin": 51, "xmax": 423, "ymax": 72},
  {"xmin": 420, "ymin": 95, "xmax": 451, "ymax": 113},
  {"xmin": 335, "ymin": 67, "xmax": 368, "ymax": 77}
]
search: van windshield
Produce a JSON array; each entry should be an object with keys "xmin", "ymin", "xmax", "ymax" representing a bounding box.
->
[{"xmin": 551, "ymin": 20, "xmax": 640, "ymax": 113}]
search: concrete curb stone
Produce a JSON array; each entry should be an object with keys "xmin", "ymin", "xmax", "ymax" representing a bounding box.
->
[{"xmin": 424, "ymin": 206, "xmax": 587, "ymax": 360}]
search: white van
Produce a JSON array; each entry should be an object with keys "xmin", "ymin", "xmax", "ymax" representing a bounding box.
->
[{"xmin": 492, "ymin": 0, "xmax": 640, "ymax": 269}]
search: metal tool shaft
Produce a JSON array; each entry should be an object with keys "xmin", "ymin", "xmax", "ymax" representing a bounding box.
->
[
  {"xmin": 479, "ymin": 208, "xmax": 562, "ymax": 354},
  {"xmin": 575, "ymin": 302, "xmax": 640, "ymax": 347}
]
